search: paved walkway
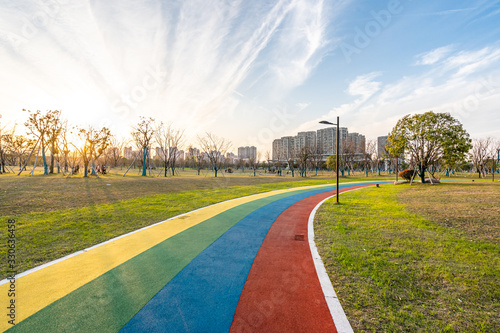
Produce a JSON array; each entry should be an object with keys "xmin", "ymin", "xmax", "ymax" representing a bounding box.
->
[{"xmin": 1, "ymin": 181, "xmax": 382, "ymax": 332}]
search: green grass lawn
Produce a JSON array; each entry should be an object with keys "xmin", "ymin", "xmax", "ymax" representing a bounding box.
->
[
  {"xmin": 315, "ymin": 183, "xmax": 499, "ymax": 332},
  {"xmin": 2, "ymin": 168, "xmax": 498, "ymax": 332},
  {"xmin": 0, "ymin": 168, "xmax": 388, "ymax": 278}
]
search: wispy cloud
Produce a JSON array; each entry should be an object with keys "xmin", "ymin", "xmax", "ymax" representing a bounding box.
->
[
  {"xmin": 317, "ymin": 45, "xmax": 500, "ymax": 139},
  {"xmin": 415, "ymin": 45, "xmax": 454, "ymax": 65},
  {"xmin": 0, "ymin": 0, "xmax": 332, "ymax": 141},
  {"xmin": 347, "ymin": 72, "xmax": 382, "ymax": 99}
]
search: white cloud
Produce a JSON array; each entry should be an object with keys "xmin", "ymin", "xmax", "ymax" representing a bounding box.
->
[
  {"xmin": 347, "ymin": 72, "xmax": 382, "ymax": 99},
  {"xmin": 317, "ymin": 46, "xmax": 500, "ymax": 141},
  {"xmin": 0, "ymin": 0, "xmax": 332, "ymax": 142},
  {"xmin": 415, "ymin": 45, "xmax": 454, "ymax": 65}
]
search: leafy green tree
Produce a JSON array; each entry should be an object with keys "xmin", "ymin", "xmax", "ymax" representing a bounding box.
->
[
  {"xmin": 326, "ymin": 154, "xmax": 341, "ymax": 173},
  {"xmin": 387, "ymin": 111, "xmax": 471, "ymax": 183}
]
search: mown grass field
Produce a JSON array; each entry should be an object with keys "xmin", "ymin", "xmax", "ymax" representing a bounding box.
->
[
  {"xmin": 1, "ymin": 167, "xmax": 385, "ymax": 278},
  {"xmin": 315, "ymin": 182, "xmax": 499, "ymax": 332},
  {"xmin": 2, "ymin": 167, "xmax": 498, "ymax": 332}
]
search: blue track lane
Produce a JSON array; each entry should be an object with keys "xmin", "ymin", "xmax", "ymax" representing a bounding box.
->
[{"xmin": 120, "ymin": 183, "xmax": 377, "ymax": 333}]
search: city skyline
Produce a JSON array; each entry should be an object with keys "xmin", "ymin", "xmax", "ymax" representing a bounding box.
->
[{"xmin": 1, "ymin": 1, "xmax": 499, "ymax": 155}]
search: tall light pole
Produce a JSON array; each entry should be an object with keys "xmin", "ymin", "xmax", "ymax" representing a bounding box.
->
[{"xmin": 320, "ymin": 117, "xmax": 340, "ymax": 204}]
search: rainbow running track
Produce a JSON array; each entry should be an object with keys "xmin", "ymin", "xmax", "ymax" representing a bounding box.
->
[{"xmin": 1, "ymin": 181, "xmax": 385, "ymax": 332}]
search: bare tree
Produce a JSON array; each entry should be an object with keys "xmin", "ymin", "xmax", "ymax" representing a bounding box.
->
[
  {"xmin": 341, "ymin": 138, "xmax": 355, "ymax": 176},
  {"xmin": 470, "ymin": 138, "xmax": 492, "ymax": 178},
  {"xmin": 265, "ymin": 150, "xmax": 272, "ymax": 172},
  {"xmin": 198, "ymin": 133, "xmax": 231, "ymax": 177},
  {"xmin": 286, "ymin": 147, "xmax": 296, "ymax": 177},
  {"xmin": 195, "ymin": 149, "xmax": 205, "ymax": 175},
  {"xmin": 364, "ymin": 139, "xmax": 377, "ymax": 176},
  {"xmin": 297, "ymin": 147, "xmax": 312, "ymax": 177},
  {"xmin": 105, "ymin": 136, "xmax": 129, "ymax": 169},
  {"xmin": 249, "ymin": 152, "xmax": 262, "ymax": 176},
  {"xmin": 155, "ymin": 123, "xmax": 185, "ymax": 177},
  {"xmin": 131, "ymin": 117, "xmax": 156, "ymax": 176}
]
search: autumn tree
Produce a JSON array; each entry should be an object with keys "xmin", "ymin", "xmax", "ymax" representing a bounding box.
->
[
  {"xmin": 3, "ymin": 134, "xmax": 36, "ymax": 171},
  {"xmin": 73, "ymin": 126, "xmax": 112, "ymax": 177},
  {"xmin": 0, "ymin": 118, "xmax": 12, "ymax": 174},
  {"xmin": 387, "ymin": 111, "xmax": 471, "ymax": 184},
  {"xmin": 24, "ymin": 109, "xmax": 62, "ymax": 175},
  {"xmin": 198, "ymin": 132, "xmax": 231, "ymax": 177}
]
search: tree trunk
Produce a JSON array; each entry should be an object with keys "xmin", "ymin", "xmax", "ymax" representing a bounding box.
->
[
  {"xmin": 84, "ymin": 163, "xmax": 89, "ymax": 177},
  {"xmin": 214, "ymin": 165, "xmax": 218, "ymax": 177},
  {"xmin": 142, "ymin": 147, "xmax": 147, "ymax": 176},
  {"xmin": 50, "ymin": 141, "xmax": 55, "ymax": 174},
  {"xmin": 419, "ymin": 166, "xmax": 426, "ymax": 183},
  {"xmin": 42, "ymin": 145, "xmax": 49, "ymax": 175}
]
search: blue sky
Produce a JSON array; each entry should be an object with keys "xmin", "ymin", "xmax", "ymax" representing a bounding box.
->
[{"xmin": 1, "ymin": 0, "xmax": 499, "ymax": 155}]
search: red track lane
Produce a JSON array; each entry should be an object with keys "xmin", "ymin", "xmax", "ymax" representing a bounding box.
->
[{"xmin": 230, "ymin": 184, "xmax": 372, "ymax": 333}]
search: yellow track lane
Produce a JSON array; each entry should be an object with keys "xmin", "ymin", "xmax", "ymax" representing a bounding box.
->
[{"xmin": 0, "ymin": 184, "xmax": 335, "ymax": 330}]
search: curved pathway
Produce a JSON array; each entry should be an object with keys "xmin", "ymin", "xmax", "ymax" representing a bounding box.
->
[{"xmin": 1, "ymin": 181, "xmax": 384, "ymax": 332}]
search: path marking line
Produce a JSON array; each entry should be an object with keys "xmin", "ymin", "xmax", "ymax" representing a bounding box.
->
[{"xmin": 308, "ymin": 185, "xmax": 380, "ymax": 333}]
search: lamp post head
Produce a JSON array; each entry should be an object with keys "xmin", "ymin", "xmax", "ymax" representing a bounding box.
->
[{"xmin": 319, "ymin": 120, "xmax": 336, "ymax": 125}]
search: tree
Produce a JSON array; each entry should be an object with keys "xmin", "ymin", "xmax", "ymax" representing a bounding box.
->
[
  {"xmin": 155, "ymin": 123, "xmax": 185, "ymax": 177},
  {"xmin": 341, "ymin": 138, "xmax": 355, "ymax": 176},
  {"xmin": 326, "ymin": 154, "xmax": 342, "ymax": 173},
  {"xmin": 387, "ymin": 111, "xmax": 472, "ymax": 184},
  {"xmin": 3, "ymin": 134, "xmax": 36, "ymax": 171},
  {"xmin": 470, "ymin": 138, "xmax": 492, "ymax": 178},
  {"xmin": 249, "ymin": 152, "xmax": 261, "ymax": 176},
  {"xmin": 297, "ymin": 147, "xmax": 311, "ymax": 177},
  {"xmin": 0, "ymin": 119, "xmax": 13, "ymax": 174},
  {"xmin": 365, "ymin": 139, "xmax": 377, "ymax": 175},
  {"xmin": 24, "ymin": 109, "xmax": 62, "ymax": 175},
  {"xmin": 73, "ymin": 126, "xmax": 112, "ymax": 177},
  {"xmin": 105, "ymin": 136, "xmax": 129, "ymax": 169},
  {"xmin": 286, "ymin": 146, "xmax": 296, "ymax": 177},
  {"xmin": 131, "ymin": 117, "xmax": 156, "ymax": 176},
  {"xmin": 309, "ymin": 143, "xmax": 323, "ymax": 176},
  {"xmin": 198, "ymin": 133, "xmax": 231, "ymax": 177}
]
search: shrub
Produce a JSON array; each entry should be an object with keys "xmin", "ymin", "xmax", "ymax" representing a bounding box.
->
[{"xmin": 399, "ymin": 169, "xmax": 416, "ymax": 181}]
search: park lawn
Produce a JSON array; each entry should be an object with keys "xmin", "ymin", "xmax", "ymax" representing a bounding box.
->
[
  {"xmin": 0, "ymin": 167, "xmax": 388, "ymax": 215},
  {"xmin": 0, "ymin": 171, "xmax": 385, "ymax": 278},
  {"xmin": 314, "ymin": 182, "xmax": 499, "ymax": 332}
]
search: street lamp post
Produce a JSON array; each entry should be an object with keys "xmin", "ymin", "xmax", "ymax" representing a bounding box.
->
[{"xmin": 320, "ymin": 117, "xmax": 340, "ymax": 204}]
